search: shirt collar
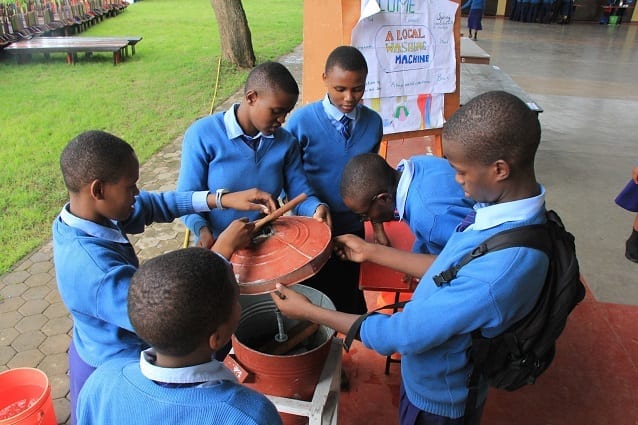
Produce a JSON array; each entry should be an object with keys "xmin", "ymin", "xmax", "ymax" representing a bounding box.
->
[
  {"xmin": 471, "ymin": 185, "xmax": 546, "ymax": 231},
  {"xmin": 223, "ymin": 104, "xmax": 274, "ymax": 141},
  {"xmin": 322, "ymin": 94, "xmax": 358, "ymax": 122},
  {"xmin": 139, "ymin": 348, "xmax": 238, "ymax": 385},
  {"xmin": 395, "ymin": 159, "xmax": 414, "ymax": 220},
  {"xmin": 59, "ymin": 203, "xmax": 129, "ymax": 244}
]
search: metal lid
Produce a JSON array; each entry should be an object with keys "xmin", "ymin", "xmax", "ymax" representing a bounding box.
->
[{"xmin": 230, "ymin": 216, "xmax": 332, "ymax": 295}]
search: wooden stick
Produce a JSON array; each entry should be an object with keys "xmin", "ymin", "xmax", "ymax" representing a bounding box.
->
[
  {"xmin": 258, "ymin": 320, "xmax": 320, "ymax": 355},
  {"xmin": 252, "ymin": 193, "xmax": 307, "ymax": 232}
]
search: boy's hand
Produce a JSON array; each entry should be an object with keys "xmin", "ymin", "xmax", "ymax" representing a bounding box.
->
[
  {"xmin": 197, "ymin": 227, "xmax": 215, "ymax": 249},
  {"xmin": 313, "ymin": 204, "xmax": 332, "ymax": 230},
  {"xmin": 632, "ymin": 165, "xmax": 638, "ymax": 184},
  {"xmin": 211, "ymin": 218, "xmax": 255, "ymax": 260},
  {"xmin": 212, "ymin": 188, "xmax": 278, "ymax": 213},
  {"xmin": 333, "ymin": 234, "xmax": 371, "ymax": 263},
  {"xmin": 372, "ymin": 222, "xmax": 391, "ymax": 247},
  {"xmin": 270, "ymin": 283, "xmax": 312, "ymax": 320}
]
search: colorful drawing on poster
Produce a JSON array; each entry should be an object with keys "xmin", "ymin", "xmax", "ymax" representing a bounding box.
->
[
  {"xmin": 416, "ymin": 93, "xmax": 431, "ymax": 129},
  {"xmin": 363, "ymin": 93, "xmax": 444, "ymax": 134}
]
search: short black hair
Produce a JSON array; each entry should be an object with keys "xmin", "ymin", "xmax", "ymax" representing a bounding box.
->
[
  {"xmin": 59, "ymin": 130, "xmax": 137, "ymax": 193},
  {"xmin": 443, "ymin": 91, "xmax": 541, "ymax": 169},
  {"xmin": 340, "ymin": 153, "xmax": 395, "ymax": 203},
  {"xmin": 128, "ymin": 248, "xmax": 239, "ymax": 356},
  {"xmin": 325, "ymin": 45, "xmax": 368, "ymax": 74},
  {"xmin": 244, "ymin": 61, "xmax": 299, "ymax": 97}
]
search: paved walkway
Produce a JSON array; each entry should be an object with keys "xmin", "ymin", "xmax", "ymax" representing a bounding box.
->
[{"xmin": 0, "ymin": 45, "xmax": 303, "ymax": 424}]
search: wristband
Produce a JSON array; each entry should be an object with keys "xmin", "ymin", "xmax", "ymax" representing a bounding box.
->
[{"xmin": 216, "ymin": 189, "xmax": 229, "ymax": 210}]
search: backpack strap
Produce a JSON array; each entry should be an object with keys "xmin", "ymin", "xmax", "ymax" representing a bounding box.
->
[
  {"xmin": 459, "ymin": 222, "xmax": 553, "ymax": 425},
  {"xmin": 433, "ymin": 223, "xmax": 551, "ymax": 287},
  {"xmin": 343, "ymin": 300, "xmax": 410, "ymax": 352}
]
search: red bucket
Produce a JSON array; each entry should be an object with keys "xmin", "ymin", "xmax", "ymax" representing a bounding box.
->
[{"xmin": 0, "ymin": 368, "xmax": 56, "ymax": 425}]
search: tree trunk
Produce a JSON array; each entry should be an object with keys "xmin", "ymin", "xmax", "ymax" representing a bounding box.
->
[{"xmin": 210, "ymin": 0, "xmax": 256, "ymax": 68}]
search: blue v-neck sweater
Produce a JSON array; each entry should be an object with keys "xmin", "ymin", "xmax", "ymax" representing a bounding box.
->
[
  {"xmin": 287, "ymin": 101, "xmax": 382, "ymax": 235},
  {"xmin": 177, "ymin": 112, "xmax": 323, "ymax": 237}
]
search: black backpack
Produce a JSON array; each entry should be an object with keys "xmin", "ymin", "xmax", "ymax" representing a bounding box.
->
[
  {"xmin": 343, "ymin": 210, "xmax": 585, "ymax": 421},
  {"xmin": 430, "ymin": 210, "xmax": 586, "ymax": 422}
]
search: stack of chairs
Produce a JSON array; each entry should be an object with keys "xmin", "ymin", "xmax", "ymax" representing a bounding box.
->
[{"xmin": 0, "ymin": 0, "xmax": 129, "ymax": 45}]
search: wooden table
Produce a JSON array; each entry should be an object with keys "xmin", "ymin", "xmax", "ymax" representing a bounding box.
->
[
  {"xmin": 461, "ymin": 63, "xmax": 543, "ymax": 113},
  {"xmin": 3, "ymin": 36, "xmax": 142, "ymax": 65},
  {"xmin": 460, "ymin": 37, "xmax": 491, "ymax": 65}
]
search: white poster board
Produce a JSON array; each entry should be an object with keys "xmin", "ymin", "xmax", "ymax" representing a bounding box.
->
[{"xmin": 352, "ymin": 0, "xmax": 458, "ymax": 133}]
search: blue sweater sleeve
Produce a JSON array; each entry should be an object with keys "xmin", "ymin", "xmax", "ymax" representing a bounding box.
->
[
  {"xmin": 177, "ymin": 116, "xmax": 218, "ymax": 235},
  {"xmin": 120, "ymin": 191, "xmax": 198, "ymax": 234},
  {"xmin": 279, "ymin": 131, "xmax": 325, "ymax": 217}
]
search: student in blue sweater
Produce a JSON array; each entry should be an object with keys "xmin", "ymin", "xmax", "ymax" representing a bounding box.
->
[
  {"xmin": 177, "ymin": 61, "xmax": 330, "ymax": 250},
  {"xmin": 77, "ymin": 248, "xmax": 283, "ymax": 425},
  {"xmin": 340, "ymin": 153, "xmax": 475, "ymax": 255},
  {"xmin": 53, "ymin": 130, "xmax": 276, "ymax": 423},
  {"xmin": 286, "ymin": 45, "xmax": 382, "ymax": 314},
  {"xmin": 272, "ymin": 91, "xmax": 550, "ymax": 425}
]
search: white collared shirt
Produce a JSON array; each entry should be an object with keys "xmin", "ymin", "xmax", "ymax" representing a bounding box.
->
[
  {"xmin": 139, "ymin": 348, "xmax": 237, "ymax": 387},
  {"xmin": 60, "ymin": 204, "xmax": 129, "ymax": 243},
  {"xmin": 395, "ymin": 159, "xmax": 414, "ymax": 221},
  {"xmin": 470, "ymin": 185, "xmax": 546, "ymax": 231},
  {"xmin": 322, "ymin": 94, "xmax": 358, "ymax": 133},
  {"xmin": 223, "ymin": 104, "xmax": 275, "ymax": 149}
]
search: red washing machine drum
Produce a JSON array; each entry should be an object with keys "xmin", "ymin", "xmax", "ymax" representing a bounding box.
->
[{"xmin": 230, "ymin": 216, "xmax": 332, "ymax": 295}]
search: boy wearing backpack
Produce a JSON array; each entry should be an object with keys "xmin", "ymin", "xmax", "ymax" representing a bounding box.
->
[{"xmin": 271, "ymin": 91, "xmax": 551, "ymax": 425}]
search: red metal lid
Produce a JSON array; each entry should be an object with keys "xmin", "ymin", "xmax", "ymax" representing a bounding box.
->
[{"xmin": 230, "ymin": 216, "xmax": 332, "ymax": 295}]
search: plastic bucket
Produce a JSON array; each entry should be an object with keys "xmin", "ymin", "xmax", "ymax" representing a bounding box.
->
[
  {"xmin": 0, "ymin": 368, "xmax": 56, "ymax": 425},
  {"xmin": 608, "ymin": 15, "xmax": 619, "ymax": 25}
]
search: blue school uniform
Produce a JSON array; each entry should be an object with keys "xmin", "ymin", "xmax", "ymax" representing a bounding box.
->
[
  {"xmin": 77, "ymin": 350, "xmax": 282, "ymax": 425},
  {"xmin": 395, "ymin": 156, "xmax": 475, "ymax": 254},
  {"xmin": 177, "ymin": 104, "xmax": 324, "ymax": 238},
  {"xmin": 285, "ymin": 97, "xmax": 382, "ymax": 314},
  {"xmin": 287, "ymin": 96, "xmax": 383, "ymax": 236},
  {"xmin": 52, "ymin": 190, "xmax": 212, "ymax": 421},
  {"xmin": 360, "ymin": 187, "xmax": 549, "ymax": 421},
  {"xmin": 462, "ymin": 0, "xmax": 485, "ymax": 30}
]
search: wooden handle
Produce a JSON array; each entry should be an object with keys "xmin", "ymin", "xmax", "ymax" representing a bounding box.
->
[
  {"xmin": 258, "ymin": 321, "xmax": 320, "ymax": 355},
  {"xmin": 253, "ymin": 193, "xmax": 307, "ymax": 232}
]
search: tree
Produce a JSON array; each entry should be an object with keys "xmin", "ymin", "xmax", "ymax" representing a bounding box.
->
[{"xmin": 210, "ymin": 0, "xmax": 256, "ymax": 68}]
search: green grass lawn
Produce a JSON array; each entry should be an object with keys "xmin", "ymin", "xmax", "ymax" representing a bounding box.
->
[{"xmin": 0, "ymin": 0, "xmax": 303, "ymax": 274}]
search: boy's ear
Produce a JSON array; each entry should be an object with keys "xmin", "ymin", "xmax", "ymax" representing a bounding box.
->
[
  {"xmin": 208, "ymin": 331, "xmax": 223, "ymax": 351},
  {"xmin": 322, "ymin": 72, "xmax": 328, "ymax": 84},
  {"xmin": 494, "ymin": 159, "xmax": 510, "ymax": 181},
  {"xmin": 208, "ymin": 324, "xmax": 232, "ymax": 352},
  {"xmin": 378, "ymin": 192, "xmax": 394, "ymax": 205},
  {"xmin": 89, "ymin": 179, "xmax": 105, "ymax": 200},
  {"xmin": 245, "ymin": 89, "xmax": 258, "ymax": 105}
]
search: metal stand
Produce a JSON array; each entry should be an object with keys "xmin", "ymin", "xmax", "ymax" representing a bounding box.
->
[{"xmin": 265, "ymin": 338, "xmax": 342, "ymax": 425}]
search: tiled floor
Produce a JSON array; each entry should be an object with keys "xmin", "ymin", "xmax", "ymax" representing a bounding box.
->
[{"xmin": 1, "ymin": 17, "xmax": 637, "ymax": 425}]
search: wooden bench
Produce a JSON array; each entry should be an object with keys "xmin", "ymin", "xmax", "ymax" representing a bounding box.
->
[
  {"xmin": 58, "ymin": 36, "xmax": 143, "ymax": 56},
  {"xmin": 461, "ymin": 63, "xmax": 543, "ymax": 113},
  {"xmin": 460, "ymin": 37, "xmax": 491, "ymax": 65},
  {"xmin": 3, "ymin": 36, "xmax": 142, "ymax": 65}
]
